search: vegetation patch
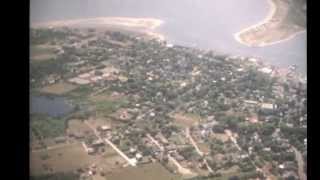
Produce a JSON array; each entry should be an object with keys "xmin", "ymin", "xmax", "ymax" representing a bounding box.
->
[
  {"xmin": 172, "ymin": 113, "xmax": 202, "ymax": 127},
  {"xmin": 93, "ymin": 97, "xmax": 129, "ymax": 116},
  {"xmin": 66, "ymin": 86, "xmax": 93, "ymax": 102},
  {"xmin": 30, "ymin": 45, "xmax": 57, "ymax": 62},
  {"xmin": 31, "ymin": 114, "xmax": 67, "ymax": 140},
  {"xmin": 66, "ymin": 119, "xmax": 94, "ymax": 137}
]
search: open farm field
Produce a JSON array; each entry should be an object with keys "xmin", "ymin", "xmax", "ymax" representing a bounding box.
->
[
  {"xmin": 172, "ymin": 113, "xmax": 202, "ymax": 128},
  {"xmin": 40, "ymin": 82, "xmax": 77, "ymax": 95},
  {"xmin": 105, "ymin": 162, "xmax": 181, "ymax": 180},
  {"xmin": 30, "ymin": 45, "xmax": 57, "ymax": 62},
  {"xmin": 30, "ymin": 143, "xmax": 97, "ymax": 176}
]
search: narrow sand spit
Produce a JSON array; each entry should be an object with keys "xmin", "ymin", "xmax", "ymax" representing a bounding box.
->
[{"xmin": 233, "ymin": 0, "xmax": 305, "ymax": 47}]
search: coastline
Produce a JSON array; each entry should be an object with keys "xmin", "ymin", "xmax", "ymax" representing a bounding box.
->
[
  {"xmin": 234, "ymin": 29, "xmax": 306, "ymax": 47},
  {"xmin": 233, "ymin": 0, "xmax": 306, "ymax": 47},
  {"xmin": 31, "ymin": 17, "xmax": 166, "ymax": 41},
  {"xmin": 31, "ymin": 17, "xmax": 164, "ymax": 29}
]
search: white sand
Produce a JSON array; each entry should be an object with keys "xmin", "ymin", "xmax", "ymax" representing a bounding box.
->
[{"xmin": 233, "ymin": 0, "xmax": 305, "ymax": 47}]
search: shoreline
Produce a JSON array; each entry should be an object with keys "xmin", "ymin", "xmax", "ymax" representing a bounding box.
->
[
  {"xmin": 233, "ymin": 0, "xmax": 306, "ymax": 47},
  {"xmin": 31, "ymin": 17, "xmax": 164, "ymax": 29},
  {"xmin": 234, "ymin": 29, "xmax": 306, "ymax": 47},
  {"xmin": 31, "ymin": 17, "xmax": 166, "ymax": 41}
]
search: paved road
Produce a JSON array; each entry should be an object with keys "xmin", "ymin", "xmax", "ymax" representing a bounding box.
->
[
  {"xmin": 84, "ymin": 121, "xmax": 102, "ymax": 140},
  {"xmin": 224, "ymin": 129, "xmax": 271, "ymax": 178},
  {"xmin": 146, "ymin": 134, "xmax": 165, "ymax": 151},
  {"xmin": 292, "ymin": 147, "xmax": 306, "ymax": 180},
  {"xmin": 104, "ymin": 138, "xmax": 136, "ymax": 166},
  {"xmin": 167, "ymin": 154, "xmax": 194, "ymax": 175},
  {"xmin": 85, "ymin": 121, "xmax": 136, "ymax": 166},
  {"xmin": 185, "ymin": 127, "xmax": 213, "ymax": 173},
  {"xmin": 146, "ymin": 133, "xmax": 194, "ymax": 175},
  {"xmin": 185, "ymin": 128, "xmax": 204, "ymax": 156}
]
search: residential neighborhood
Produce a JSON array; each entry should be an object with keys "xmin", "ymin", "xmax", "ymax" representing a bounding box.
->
[{"xmin": 30, "ymin": 26, "xmax": 306, "ymax": 180}]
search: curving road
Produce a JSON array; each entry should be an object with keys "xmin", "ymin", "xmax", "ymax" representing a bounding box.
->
[{"xmin": 292, "ymin": 147, "xmax": 306, "ymax": 180}]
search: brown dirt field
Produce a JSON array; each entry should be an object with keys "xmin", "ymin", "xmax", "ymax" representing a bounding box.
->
[
  {"xmin": 197, "ymin": 143, "xmax": 210, "ymax": 154},
  {"xmin": 30, "ymin": 143, "xmax": 98, "ymax": 176},
  {"xmin": 89, "ymin": 91, "xmax": 121, "ymax": 102},
  {"xmin": 86, "ymin": 118, "xmax": 113, "ymax": 130},
  {"xmin": 67, "ymin": 119, "xmax": 94, "ymax": 136},
  {"xmin": 40, "ymin": 82, "xmax": 77, "ymax": 95},
  {"xmin": 210, "ymin": 133, "xmax": 229, "ymax": 142},
  {"xmin": 105, "ymin": 163, "xmax": 181, "ymax": 180},
  {"xmin": 172, "ymin": 113, "xmax": 201, "ymax": 128},
  {"xmin": 96, "ymin": 153, "xmax": 127, "ymax": 173}
]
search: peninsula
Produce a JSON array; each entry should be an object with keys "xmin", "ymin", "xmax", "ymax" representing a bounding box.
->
[{"xmin": 234, "ymin": 0, "xmax": 306, "ymax": 47}]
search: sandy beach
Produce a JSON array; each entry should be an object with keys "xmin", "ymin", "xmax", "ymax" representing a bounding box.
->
[
  {"xmin": 233, "ymin": 0, "xmax": 306, "ymax": 47},
  {"xmin": 31, "ymin": 17, "xmax": 165, "ymax": 41}
]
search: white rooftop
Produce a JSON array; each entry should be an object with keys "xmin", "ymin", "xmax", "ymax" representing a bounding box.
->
[
  {"xmin": 261, "ymin": 103, "xmax": 274, "ymax": 110},
  {"xmin": 69, "ymin": 78, "xmax": 90, "ymax": 85},
  {"xmin": 101, "ymin": 125, "xmax": 110, "ymax": 130},
  {"xmin": 259, "ymin": 67, "xmax": 273, "ymax": 74},
  {"xmin": 166, "ymin": 43, "xmax": 174, "ymax": 48},
  {"xmin": 79, "ymin": 73, "xmax": 91, "ymax": 78},
  {"xmin": 136, "ymin": 153, "xmax": 143, "ymax": 159}
]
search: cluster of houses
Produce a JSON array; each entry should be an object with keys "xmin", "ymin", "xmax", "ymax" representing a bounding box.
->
[
  {"xmin": 31, "ymin": 27, "xmax": 306, "ymax": 179},
  {"xmin": 68, "ymin": 66, "xmax": 121, "ymax": 85}
]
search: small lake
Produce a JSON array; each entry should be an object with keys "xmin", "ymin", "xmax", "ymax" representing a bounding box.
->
[{"xmin": 30, "ymin": 96, "xmax": 74, "ymax": 117}]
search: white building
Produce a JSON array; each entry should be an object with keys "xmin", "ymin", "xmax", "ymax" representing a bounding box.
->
[{"xmin": 259, "ymin": 67, "xmax": 273, "ymax": 74}]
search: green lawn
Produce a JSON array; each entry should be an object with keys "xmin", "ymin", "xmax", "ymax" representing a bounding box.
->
[
  {"xmin": 95, "ymin": 98, "xmax": 129, "ymax": 115},
  {"xmin": 30, "ymin": 45, "xmax": 57, "ymax": 62}
]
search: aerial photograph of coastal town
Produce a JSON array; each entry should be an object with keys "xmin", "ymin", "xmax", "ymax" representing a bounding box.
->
[{"xmin": 30, "ymin": 0, "xmax": 306, "ymax": 180}]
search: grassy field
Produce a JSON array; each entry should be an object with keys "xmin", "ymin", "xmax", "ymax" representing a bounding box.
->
[
  {"xmin": 30, "ymin": 45, "xmax": 57, "ymax": 62},
  {"xmin": 105, "ymin": 163, "xmax": 181, "ymax": 180},
  {"xmin": 66, "ymin": 85, "xmax": 93, "ymax": 102},
  {"xmin": 210, "ymin": 133, "xmax": 229, "ymax": 142},
  {"xmin": 172, "ymin": 113, "xmax": 202, "ymax": 128},
  {"xmin": 66, "ymin": 119, "xmax": 94, "ymax": 136},
  {"xmin": 92, "ymin": 96, "xmax": 129, "ymax": 117},
  {"xmin": 89, "ymin": 91, "xmax": 123, "ymax": 102},
  {"xmin": 30, "ymin": 142, "xmax": 98, "ymax": 176},
  {"xmin": 86, "ymin": 118, "xmax": 113, "ymax": 130},
  {"xmin": 40, "ymin": 82, "xmax": 78, "ymax": 95},
  {"xmin": 31, "ymin": 114, "xmax": 67, "ymax": 140}
]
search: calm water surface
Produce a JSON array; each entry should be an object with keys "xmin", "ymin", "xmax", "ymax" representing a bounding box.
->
[{"xmin": 30, "ymin": 96, "xmax": 73, "ymax": 117}]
